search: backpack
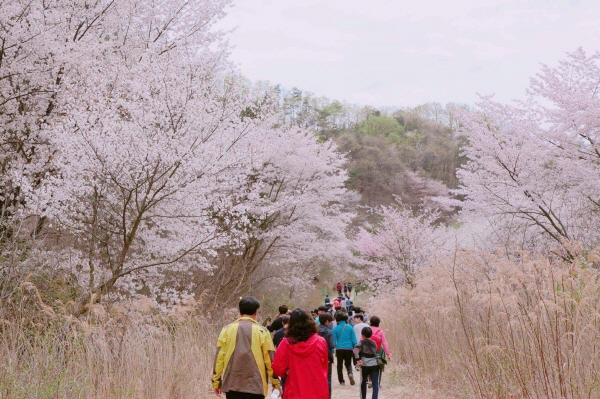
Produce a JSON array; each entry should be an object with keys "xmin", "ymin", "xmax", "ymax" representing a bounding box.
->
[{"xmin": 371, "ymin": 329, "xmax": 383, "ymax": 351}]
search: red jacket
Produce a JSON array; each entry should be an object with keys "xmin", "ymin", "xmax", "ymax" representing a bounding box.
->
[{"xmin": 272, "ymin": 333, "xmax": 329, "ymax": 399}]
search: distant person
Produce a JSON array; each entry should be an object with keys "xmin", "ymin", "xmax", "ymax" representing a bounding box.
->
[
  {"xmin": 354, "ymin": 326, "xmax": 381, "ymax": 399},
  {"xmin": 345, "ymin": 297, "xmax": 353, "ymax": 313},
  {"xmin": 340, "ymin": 297, "xmax": 347, "ymax": 312},
  {"xmin": 353, "ymin": 314, "xmax": 369, "ymax": 343},
  {"xmin": 324, "ymin": 295, "xmax": 331, "ymax": 306},
  {"xmin": 267, "ymin": 305, "xmax": 289, "ymax": 333},
  {"xmin": 212, "ymin": 296, "xmax": 280, "ymax": 398},
  {"xmin": 347, "ymin": 282, "xmax": 353, "ymax": 297},
  {"xmin": 333, "ymin": 312, "xmax": 357, "ymax": 386},
  {"xmin": 273, "ymin": 315, "xmax": 291, "ymax": 348},
  {"xmin": 272, "ymin": 308, "xmax": 329, "ymax": 399},
  {"xmin": 336, "ymin": 282, "xmax": 342, "ymax": 296},
  {"xmin": 317, "ymin": 312, "xmax": 335, "ymax": 398},
  {"xmin": 343, "ymin": 283, "xmax": 348, "ymax": 296},
  {"xmin": 333, "ymin": 298, "xmax": 340, "ymax": 309}
]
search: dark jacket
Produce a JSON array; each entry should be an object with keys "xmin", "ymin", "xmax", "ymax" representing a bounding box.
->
[
  {"xmin": 273, "ymin": 327, "xmax": 285, "ymax": 348},
  {"xmin": 268, "ymin": 316, "xmax": 284, "ymax": 332},
  {"xmin": 317, "ymin": 324, "xmax": 335, "ymax": 363},
  {"xmin": 354, "ymin": 338, "xmax": 379, "ymax": 368}
]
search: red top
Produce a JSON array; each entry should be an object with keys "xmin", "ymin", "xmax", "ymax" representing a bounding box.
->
[{"xmin": 272, "ymin": 333, "xmax": 329, "ymax": 399}]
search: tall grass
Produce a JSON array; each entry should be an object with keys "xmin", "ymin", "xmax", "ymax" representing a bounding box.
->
[
  {"xmin": 0, "ymin": 292, "xmax": 224, "ymax": 399},
  {"xmin": 377, "ymin": 249, "xmax": 600, "ymax": 399}
]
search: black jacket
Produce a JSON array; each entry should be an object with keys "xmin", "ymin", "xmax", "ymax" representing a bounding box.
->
[
  {"xmin": 273, "ymin": 327, "xmax": 286, "ymax": 348},
  {"xmin": 317, "ymin": 324, "xmax": 335, "ymax": 363},
  {"xmin": 268, "ymin": 316, "xmax": 284, "ymax": 332}
]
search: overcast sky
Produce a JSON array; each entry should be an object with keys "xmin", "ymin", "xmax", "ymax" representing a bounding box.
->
[{"xmin": 216, "ymin": 0, "xmax": 599, "ymax": 108}]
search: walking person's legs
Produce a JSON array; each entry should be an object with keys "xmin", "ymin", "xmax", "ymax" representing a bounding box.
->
[
  {"xmin": 327, "ymin": 361, "xmax": 332, "ymax": 398},
  {"xmin": 342, "ymin": 350, "xmax": 355, "ymax": 385},
  {"xmin": 336, "ymin": 351, "xmax": 345, "ymax": 384},
  {"xmin": 370, "ymin": 368, "xmax": 381, "ymax": 399},
  {"xmin": 360, "ymin": 366, "xmax": 369, "ymax": 399}
]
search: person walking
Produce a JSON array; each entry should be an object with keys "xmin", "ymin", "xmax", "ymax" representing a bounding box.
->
[
  {"xmin": 273, "ymin": 315, "xmax": 290, "ymax": 348},
  {"xmin": 347, "ymin": 283, "xmax": 353, "ymax": 298},
  {"xmin": 340, "ymin": 297, "xmax": 347, "ymax": 312},
  {"xmin": 267, "ymin": 305, "xmax": 289, "ymax": 333},
  {"xmin": 354, "ymin": 326, "xmax": 381, "ymax": 399},
  {"xmin": 332, "ymin": 312, "xmax": 357, "ymax": 386},
  {"xmin": 272, "ymin": 308, "xmax": 329, "ymax": 399},
  {"xmin": 212, "ymin": 296, "xmax": 281, "ymax": 399},
  {"xmin": 368, "ymin": 317, "xmax": 391, "ymax": 360},
  {"xmin": 345, "ymin": 297, "xmax": 353, "ymax": 313},
  {"xmin": 352, "ymin": 314, "xmax": 369, "ymax": 343},
  {"xmin": 336, "ymin": 282, "xmax": 342, "ymax": 296},
  {"xmin": 324, "ymin": 295, "xmax": 331, "ymax": 306},
  {"xmin": 343, "ymin": 283, "xmax": 348, "ymax": 296},
  {"xmin": 317, "ymin": 312, "xmax": 335, "ymax": 398}
]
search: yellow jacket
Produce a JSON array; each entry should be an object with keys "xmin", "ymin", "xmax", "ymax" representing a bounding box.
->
[{"xmin": 212, "ymin": 317, "xmax": 280, "ymax": 396}]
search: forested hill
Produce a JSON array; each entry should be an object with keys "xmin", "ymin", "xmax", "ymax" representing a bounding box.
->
[{"xmin": 273, "ymin": 87, "xmax": 467, "ymax": 212}]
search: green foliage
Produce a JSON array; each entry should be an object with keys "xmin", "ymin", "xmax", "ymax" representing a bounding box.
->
[{"xmin": 275, "ymin": 87, "xmax": 466, "ymax": 217}]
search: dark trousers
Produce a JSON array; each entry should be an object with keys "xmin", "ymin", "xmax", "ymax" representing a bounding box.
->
[
  {"xmin": 225, "ymin": 392, "xmax": 264, "ymax": 399},
  {"xmin": 327, "ymin": 361, "xmax": 332, "ymax": 398},
  {"xmin": 336, "ymin": 350, "xmax": 353, "ymax": 383},
  {"xmin": 360, "ymin": 367, "xmax": 380, "ymax": 399}
]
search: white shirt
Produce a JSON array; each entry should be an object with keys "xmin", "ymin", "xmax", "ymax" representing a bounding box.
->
[{"xmin": 353, "ymin": 322, "xmax": 370, "ymax": 342}]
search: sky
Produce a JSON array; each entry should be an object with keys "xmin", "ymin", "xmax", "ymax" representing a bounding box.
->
[{"xmin": 216, "ymin": 0, "xmax": 600, "ymax": 108}]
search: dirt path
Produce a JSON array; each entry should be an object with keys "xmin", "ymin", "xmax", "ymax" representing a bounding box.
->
[
  {"xmin": 330, "ymin": 372, "xmax": 406, "ymax": 399},
  {"xmin": 330, "ymin": 370, "xmax": 451, "ymax": 399}
]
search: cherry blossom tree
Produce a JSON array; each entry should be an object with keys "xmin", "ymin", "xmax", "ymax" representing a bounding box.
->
[
  {"xmin": 452, "ymin": 49, "xmax": 600, "ymax": 257},
  {"xmin": 354, "ymin": 204, "xmax": 447, "ymax": 289},
  {"xmin": 0, "ymin": 0, "xmax": 354, "ymax": 311}
]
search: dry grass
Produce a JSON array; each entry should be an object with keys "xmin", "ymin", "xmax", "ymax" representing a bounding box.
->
[
  {"xmin": 375, "ymin": 249, "xmax": 600, "ymax": 399},
  {"xmin": 0, "ymin": 292, "xmax": 229, "ymax": 399}
]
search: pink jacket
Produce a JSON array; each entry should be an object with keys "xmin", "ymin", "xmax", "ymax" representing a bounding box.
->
[{"xmin": 369, "ymin": 326, "xmax": 390, "ymax": 357}]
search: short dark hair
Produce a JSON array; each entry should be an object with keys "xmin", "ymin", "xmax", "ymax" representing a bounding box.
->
[
  {"xmin": 354, "ymin": 314, "xmax": 364, "ymax": 321},
  {"xmin": 319, "ymin": 312, "xmax": 334, "ymax": 324},
  {"xmin": 318, "ymin": 305, "xmax": 327, "ymax": 312},
  {"xmin": 279, "ymin": 305, "xmax": 289, "ymax": 314},
  {"xmin": 353, "ymin": 307, "xmax": 362, "ymax": 314},
  {"xmin": 370, "ymin": 316, "xmax": 381, "ymax": 327},
  {"xmin": 286, "ymin": 308, "xmax": 318, "ymax": 342},
  {"xmin": 282, "ymin": 315, "xmax": 291, "ymax": 325},
  {"xmin": 239, "ymin": 296, "xmax": 260, "ymax": 315},
  {"xmin": 335, "ymin": 312, "xmax": 348, "ymax": 323},
  {"xmin": 361, "ymin": 326, "xmax": 373, "ymax": 338}
]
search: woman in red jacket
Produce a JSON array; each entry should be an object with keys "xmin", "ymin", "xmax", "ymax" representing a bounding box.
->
[{"xmin": 272, "ymin": 308, "xmax": 329, "ymax": 399}]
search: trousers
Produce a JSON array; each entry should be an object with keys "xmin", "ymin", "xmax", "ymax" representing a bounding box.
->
[
  {"xmin": 360, "ymin": 367, "xmax": 380, "ymax": 399},
  {"xmin": 336, "ymin": 349, "xmax": 354, "ymax": 383}
]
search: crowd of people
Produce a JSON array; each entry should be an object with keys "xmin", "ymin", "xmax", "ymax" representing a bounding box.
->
[{"xmin": 212, "ymin": 295, "xmax": 391, "ymax": 399}]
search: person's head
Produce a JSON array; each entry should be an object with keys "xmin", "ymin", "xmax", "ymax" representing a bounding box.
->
[
  {"xmin": 325, "ymin": 295, "xmax": 329, "ymax": 298},
  {"xmin": 335, "ymin": 306, "xmax": 341, "ymax": 311},
  {"xmin": 318, "ymin": 305, "xmax": 327, "ymax": 314},
  {"xmin": 335, "ymin": 312, "xmax": 348, "ymax": 323},
  {"xmin": 361, "ymin": 326, "xmax": 373, "ymax": 339},
  {"xmin": 326, "ymin": 303, "xmax": 332, "ymax": 309},
  {"xmin": 282, "ymin": 314, "xmax": 291, "ymax": 328},
  {"xmin": 319, "ymin": 311, "xmax": 334, "ymax": 326},
  {"xmin": 370, "ymin": 316, "xmax": 381, "ymax": 327},
  {"xmin": 286, "ymin": 308, "xmax": 318, "ymax": 342},
  {"xmin": 353, "ymin": 307, "xmax": 362, "ymax": 314},
  {"xmin": 239, "ymin": 296, "xmax": 260, "ymax": 317},
  {"xmin": 354, "ymin": 314, "xmax": 364, "ymax": 323},
  {"xmin": 278, "ymin": 305, "xmax": 288, "ymax": 315}
]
